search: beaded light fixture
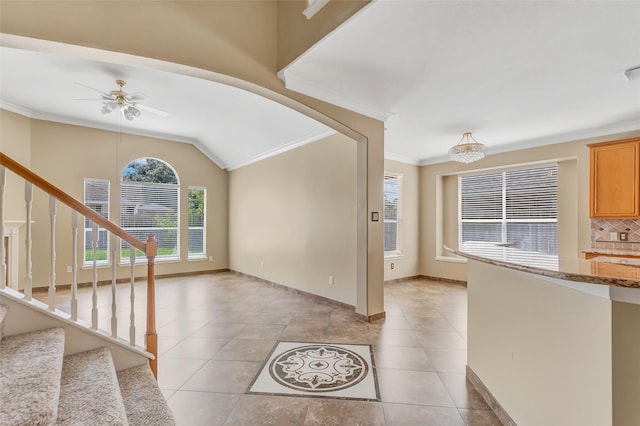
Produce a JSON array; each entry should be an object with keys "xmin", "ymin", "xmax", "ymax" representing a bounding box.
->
[{"xmin": 448, "ymin": 132, "xmax": 488, "ymax": 164}]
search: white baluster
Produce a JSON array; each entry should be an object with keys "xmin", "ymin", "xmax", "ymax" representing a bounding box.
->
[
  {"xmin": 110, "ymin": 234, "xmax": 117, "ymax": 337},
  {"xmin": 0, "ymin": 166, "xmax": 6, "ymax": 290},
  {"xmin": 129, "ymin": 245, "xmax": 136, "ymax": 346},
  {"xmin": 48, "ymin": 196, "xmax": 56, "ymax": 311},
  {"xmin": 91, "ymin": 222, "xmax": 98, "ymax": 330},
  {"xmin": 24, "ymin": 182, "xmax": 33, "ymax": 301},
  {"xmin": 70, "ymin": 212, "xmax": 78, "ymax": 321}
]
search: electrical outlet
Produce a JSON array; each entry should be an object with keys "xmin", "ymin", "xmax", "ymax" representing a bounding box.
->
[
  {"xmin": 329, "ymin": 275, "xmax": 334, "ymax": 285},
  {"xmin": 620, "ymin": 232, "xmax": 628, "ymax": 241},
  {"xmin": 66, "ymin": 266, "xmax": 72, "ymax": 273}
]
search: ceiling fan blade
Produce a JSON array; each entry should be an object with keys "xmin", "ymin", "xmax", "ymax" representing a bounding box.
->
[
  {"xmin": 74, "ymin": 82, "xmax": 110, "ymax": 96},
  {"xmin": 128, "ymin": 92, "xmax": 146, "ymax": 102},
  {"xmin": 137, "ymin": 103, "xmax": 169, "ymax": 117}
]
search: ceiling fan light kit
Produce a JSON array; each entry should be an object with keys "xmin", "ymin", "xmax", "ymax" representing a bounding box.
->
[
  {"xmin": 448, "ymin": 132, "xmax": 488, "ymax": 164},
  {"xmin": 75, "ymin": 79, "xmax": 167, "ymax": 121}
]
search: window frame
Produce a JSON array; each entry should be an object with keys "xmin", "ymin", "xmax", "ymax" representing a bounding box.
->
[
  {"xmin": 83, "ymin": 178, "xmax": 110, "ymax": 267},
  {"xmin": 187, "ymin": 186, "xmax": 207, "ymax": 260},
  {"xmin": 458, "ymin": 163, "xmax": 558, "ymax": 259},
  {"xmin": 119, "ymin": 158, "xmax": 180, "ymax": 264},
  {"xmin": 383, "ymin": 172, "xmax": 403, "ymax": 257}
]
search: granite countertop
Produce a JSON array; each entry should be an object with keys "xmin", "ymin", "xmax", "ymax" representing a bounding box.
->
[
  {"xmin": 582, "ymin": 248, "xmax": 640, "ymax": 257},
  {"xmin": 447, "ymin": 244, "xmax": 640, "ymax": 289}
]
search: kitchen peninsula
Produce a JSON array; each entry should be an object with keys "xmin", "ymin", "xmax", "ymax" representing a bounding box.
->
[{"xmin": 450, "ymin": 246, "xmax": 640, "ymax": 426}]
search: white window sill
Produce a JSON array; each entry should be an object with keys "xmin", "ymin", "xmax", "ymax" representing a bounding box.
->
[
  {"xmin": 435, "ymin": 255, "xmax": 467, "ymax": 264},
  {"xmin": 187, "ymin": 256, "xmax": 208, "ymax": 262},
  {"xmin": 81, "ymin": 262, "xmax": 112, "ymax": 270},
  {"xmin": 384, "ymin": 253, "xmax": 405, "ymax": 259}
]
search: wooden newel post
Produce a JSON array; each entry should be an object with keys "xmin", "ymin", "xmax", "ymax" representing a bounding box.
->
[{"xmin": 145, "ymin": 233, "xmax": 158, "ymax": 379}]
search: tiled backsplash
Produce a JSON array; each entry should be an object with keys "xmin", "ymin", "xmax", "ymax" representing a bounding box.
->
[{"xmin": 591, "ymin": 219, "xmax": 640, "ymax": 251}]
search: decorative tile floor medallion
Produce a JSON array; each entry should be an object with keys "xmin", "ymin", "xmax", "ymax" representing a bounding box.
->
[{"xmin": 249, "ymin": 342, "xmax": 379, "ymax": 401}]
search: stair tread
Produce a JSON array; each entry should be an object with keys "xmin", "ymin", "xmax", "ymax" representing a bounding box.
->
[
  {"xmin": 0, "ymin": 327, "xmax": 65, "ymax": 426},
  {"xmin": 118, "ymin": 364, "xmax": 176, "ymax": 426},
  {"xmin": 56, "ymin": 347, "xmax": 128, "ymax": 426}
]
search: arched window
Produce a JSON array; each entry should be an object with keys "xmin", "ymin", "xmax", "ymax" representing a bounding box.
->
[{"xmin": 120, "ymin": 158, "xmax": 179, "ymax": 262}]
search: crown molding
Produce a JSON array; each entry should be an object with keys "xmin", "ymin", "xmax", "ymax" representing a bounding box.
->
[
  {"xmin": 0, "ymin": 100, "xmax": 34, "ymax": 118},
  {"xmin": 226, "ymin": 128, "xmax": 337, "ymax": 171}
]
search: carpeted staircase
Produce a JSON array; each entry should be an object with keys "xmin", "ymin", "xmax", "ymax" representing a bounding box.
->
[{"xmin": 0, "ymin": 304, "xmax": 175, "ymax": 425}]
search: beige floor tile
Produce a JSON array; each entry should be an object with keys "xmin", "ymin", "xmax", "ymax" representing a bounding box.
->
[
  {"xmin": 458, "ymin": 408, "xmax": 503, "ymax": 426},
  {"xmin": 224, "ymin": 395, "xmax": 309, "ymax": 426},
  {"xmin": 438, "ymin": 373, "xmax": 490, "ymax": 410},
  {"xmin": 162, "ymin": 337, "xmax": 229, "ymax": 359},
  {"xmin": 156, "ymin": 357, "xmax": 207, "ymax": 390},
  {"xmin": 214, "ymin": 339, "xmax": 276, "ymax": 362},
  {"xmin": 305, "ymin": 399, "xmax": 385, "ymax": 426},
  {"xmin": 415, "ymin": 330, "xmax": 467, "ymax": 349},
  {"xmin": 424, "ymin": 348, "xmax": 468, "ymax": 373},
  {"xmin": 372, "ymin": 329, "xmax": 421, "ymax": 347},
  {"xmin": 377, "ymin": 369, "xmax": 455, "ymax": 407},
  {"xmin": 234, "ymin": 323, "xmax": 284, "ymax": 340},
  {"xmin": 181, "ymin": 360, "xmax": 261, "ymax": 393},
  {"xmin": 383, "ymin": 403, "xmax": 466, "ymax": 426},
  {"xmin": 157, "ymin": 320, "xmax": 210, "ymax": 337},
  {"xmin": 167, "ymin": 391, "xmax": 240, "ymax": 426},
  {"xmin": 192, "ymin": 322, "xmax": 246, "ymax": 339},
  {"xmin": 407, "ymin": 316, "xmax": 456, "ymax": 331},
  {"xmin": 373, "ymin": 345, "xmax": 435, "ymax": 371}
]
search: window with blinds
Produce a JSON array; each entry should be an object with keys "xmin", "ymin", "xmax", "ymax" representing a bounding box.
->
[
  {"xmin": 120, "ymin": 158, "xmax": 179, "ymax": 262},
  {"xmin": 459, "ymin": 164, "xmax": 558, "ymax": 257},
  {"xmin": 188, "ymin": 186, "xmax": 206, "ymax": 259},
  {"xmin": 83, "ymin": 178, "xmax": 110, "ymax": 265},
  {"xmin": 384, "ymin": 173, "xmax": 402, "ymax": 254}
]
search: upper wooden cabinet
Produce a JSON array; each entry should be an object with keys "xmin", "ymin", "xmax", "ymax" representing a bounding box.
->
[{"xmin": 589, "ymin": 138, "xmax": 640, "ymax": 218}]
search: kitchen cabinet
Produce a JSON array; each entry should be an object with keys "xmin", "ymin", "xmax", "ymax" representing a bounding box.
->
[
  {"xmin": 589, "ymin": 138, "xmax": 640, "ymax": 218},
  {"xmin": 591, "ymin": 261, "xmax": 639, "ymax": 279}
]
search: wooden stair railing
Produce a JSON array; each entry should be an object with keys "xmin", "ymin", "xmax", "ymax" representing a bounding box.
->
[{"xmin": 0, "ymin": 152, "xmax": 158, "ymax": 377}]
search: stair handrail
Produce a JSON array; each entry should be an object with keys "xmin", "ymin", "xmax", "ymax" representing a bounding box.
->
[{"xmin": 0, "ymin": 152, "xmax": 158, "ymax": 377}]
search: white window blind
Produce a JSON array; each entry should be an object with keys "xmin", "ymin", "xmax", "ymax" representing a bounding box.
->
[
  {"xmin": 83, "ymin": 178, "xmax": 110, "ymax": 265},
  {"xmin": 384, "ymin": 173, "xmax": 402, "ymax": 254},
  {"xmin": 120, "ymin": 159, "xmax": 179, "ymax": 262},
  {"xmin": 188, "ymin": 186, "xmax": 206, "ymax": 259},
  {"xmin": 459, "ymin": 164, "xmax": 558, "ymax": 258}
]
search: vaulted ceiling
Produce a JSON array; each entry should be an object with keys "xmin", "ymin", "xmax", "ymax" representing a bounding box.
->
[{"xmin": 2, "ymin": 1, "xmax": 639, "ymax": 168}]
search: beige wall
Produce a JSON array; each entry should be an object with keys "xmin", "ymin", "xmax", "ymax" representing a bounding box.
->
[
  {"xmin": 229, "ymin": 133, "xmax": 357, "ymax": 305},
  {"xmin": 277, "ymin": 0, "xmax": 370, "ymax": 70},
  {"xmin": 1, "ymin": 109, "xmax": 31, "ymax": 220},
  {"xmin": 0, "ymin": 0, "xmax": 385, "ymax": 315},
  {"xmin": 21, "ymin": 119, "xmax": 228, "ymax": 288},
  {"xmin": 612, "ymin": 301, "xmax": 640, "ymax": 425},
  {"xmin": 420, "ymin": 130, "xmax": 640, "ymax": 282},
  {"xmin": 468, "ymin": 260, "xmax": 612, "ymax": 425},
  {"xmin": 383, "ymin": 159, "xmax": 419, "ymax": 281}
]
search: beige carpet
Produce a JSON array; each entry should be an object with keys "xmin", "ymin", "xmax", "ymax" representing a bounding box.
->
[
  {"xmin": 0, "ymin": 327, "xmax": 65, "ymax": 426},
  {"xmin": 118, "ymin": 364, "xmax": 176, "ymax": 426}
]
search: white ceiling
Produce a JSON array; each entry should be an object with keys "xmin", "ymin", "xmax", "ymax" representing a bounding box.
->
[
  {"xmin": 281, "ymin": 0, "xmax": 640, "ymax": 164},
  {"xmin": 0, "ymin": 47, "xmax": 334, "ymax": 171},
  {"xmin": 2, "ymin": 1, "xmax": 639, "ymax": 168}
]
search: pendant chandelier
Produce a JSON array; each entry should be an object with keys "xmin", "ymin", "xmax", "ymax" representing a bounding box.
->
[{"xmin": 448, "ymin": 132, "xmax": 488, "ymax": 164}]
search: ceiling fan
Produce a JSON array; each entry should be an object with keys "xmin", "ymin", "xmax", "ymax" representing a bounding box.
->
[{"xmin": 74, "ymin": 79, "xmax": 168, "ymax": 121}]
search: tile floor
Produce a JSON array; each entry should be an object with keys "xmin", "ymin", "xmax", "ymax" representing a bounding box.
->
[{"xmin": 40, "ymin": 272, "xmax": 502, "ymax": 425}]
